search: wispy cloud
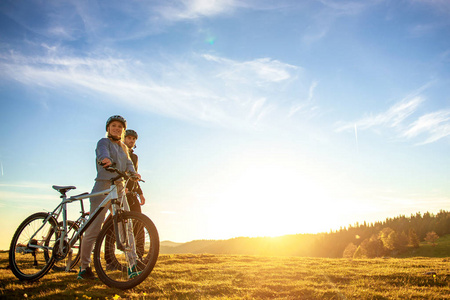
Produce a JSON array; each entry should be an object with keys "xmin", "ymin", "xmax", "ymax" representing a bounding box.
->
[
  {"xmin": 157, "ymin": 0, "xmax": 239, "ymax": 20},
  {"xmin": 0, "ymin": 182, "xmax": 61, "ymax": 210},
  {"xmin": 0, "ymin": 50, "xmax": 308, "ymax": 129},
  {"xmin": 300, "ymin": 0, "xmax": 385, "ymax": 45},
  {"xmin": 202, "ymin": 54, "xmax": 299, "ymax": 85},
  {"xmin": 0, "ymin": 188, "xmax": 54, "ymax": 212},
  {"xmin": 408, "ymin": 23, "xmax": 439, "ymax": 38},
  {"xmin": 411, "ymin": 0, "xmax": 450, "ymax": 15},
  {"xmin": 317, "ymin": 0, "xmax": 384, "ymax": 16},
  {"xmin": 335, "ymin": 96, "xmax": 424, "ymax": 132},
  {"xmin": 335, "ymin": 87, "xmax": 450, "ymax": 145},
  {"xmin": 403, "ymin": 110, "xmax": 450, "ymax": 145},
  {"xmin": 0, "ymin": 182, "xmax": 51, "ymax": 189},
  {"xmin": 154, "ymin": 0, "xmax": 306, "ymax": 22},
  {"xmin": 288, "ymin": 80, "xmax": 319, "ymax": 118}
]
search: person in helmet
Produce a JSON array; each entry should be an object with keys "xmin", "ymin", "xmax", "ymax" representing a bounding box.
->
[
  {"xmin": 78, "ymin": 115, "xmax": 140, "ymax": 280},
  {"xmin": 119, "ymin": 129, "xmax": 147, "ymax": 263},
  {"xmin": 104, "ymin": 129, "xmax": 147, "ymax": 270},
  {"xmin": 123, "ymin": 129, "xmax": 146, "ymax": 211}
]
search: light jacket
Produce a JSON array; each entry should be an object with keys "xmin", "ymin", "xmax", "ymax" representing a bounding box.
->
[{"xmin": 95, "ymin": 138, "xmax": 136, "ymax": 181}]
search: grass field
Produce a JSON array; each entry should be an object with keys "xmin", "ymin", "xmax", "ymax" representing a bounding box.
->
[{"xmin": 1, "ymin": 251, "xmax": 449, "ymax": 299}]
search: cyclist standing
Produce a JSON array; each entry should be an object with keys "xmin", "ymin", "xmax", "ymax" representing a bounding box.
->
[
  {"xmin": 104, "ymin": 129, "xmax": 146, "ymax": 269},
  {"xmin": 78, "ymin": 115, "xmax": 140, "ymax": 280},
  {"xmin": 123, "ymin": 129, "xmax": 146, "ymax": 211}
]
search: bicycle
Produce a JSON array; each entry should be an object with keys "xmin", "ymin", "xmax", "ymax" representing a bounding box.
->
[{"xmin": 9, "ymin": 165, "xmax": 160, "ymax": 290}]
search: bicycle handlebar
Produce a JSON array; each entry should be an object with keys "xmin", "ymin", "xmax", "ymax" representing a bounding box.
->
[{"xmin": 98, "ymin": 161, "xmax": 145, "ymax": 183}]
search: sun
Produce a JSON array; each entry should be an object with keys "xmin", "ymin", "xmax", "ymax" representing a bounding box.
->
[{"xmin": 206, "ymin": 159, "xmax": 341, "ymax": 239}]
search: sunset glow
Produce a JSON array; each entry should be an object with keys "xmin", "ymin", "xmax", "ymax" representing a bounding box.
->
[{"xmin": 1, "ymin": 1, "xmax": 450, "ymax": 249}]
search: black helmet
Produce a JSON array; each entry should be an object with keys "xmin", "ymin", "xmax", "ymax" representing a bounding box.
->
[
  {"xmin": 125, "ymin": 129, "xmax": 138, "ymax": 139},
  {"xmin": 106, "ymin": 115, "xmax": 127, "ymax": 130}
]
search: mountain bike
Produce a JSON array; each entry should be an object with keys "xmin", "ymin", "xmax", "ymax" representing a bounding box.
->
[{"xmin": 8, "ymin": 165, "xmax": 159, "ymax": 290}]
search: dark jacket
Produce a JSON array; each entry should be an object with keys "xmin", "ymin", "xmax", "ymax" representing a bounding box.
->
[{"xmin": 127, "ymin": 149, "xmax": 143, "ymax": 195}]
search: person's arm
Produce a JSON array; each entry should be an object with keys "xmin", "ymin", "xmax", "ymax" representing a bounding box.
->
[
  {"xmin": 133, "ymin": 154, "xmax": 145, "ymax": 205},
  {"xmin": 135, "ymin": 181, "xmax": 143, "ymax": 195},
  {"xmin": 134, "ymin": 181, "xmax": 145, "ymax": 205},
  {"xmin": 138, "ymin": 193, "xmax": 146, "ymax": 205},
  {"xmin": 125, "ymin": 157, "xmax": 141, "ymax": 180},
  {"xmin": 96, "ymin": 138, "xmax": 113, "ymax": 167},
  {"xmin": 126, "ymin": 157, "xmax": 136, "ymax": 173}
]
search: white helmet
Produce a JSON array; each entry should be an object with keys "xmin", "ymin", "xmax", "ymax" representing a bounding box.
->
[{"xmin": 106, "ymin": 115, "xmax": 127, "ymax": 130}]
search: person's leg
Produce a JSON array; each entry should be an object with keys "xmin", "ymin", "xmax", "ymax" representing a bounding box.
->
[
  {"xmin": 126, "ymin": 193, "xmax": 145, "ymax": 258},
  {"xmin": 117, "ymin": 184, "xmax": 138, "ymax": 270},
  {"xmin": 79, "ymin": 180, "xmax": 110, "ymax": 271},
  {"xmin": 127, "ymin": 193, "xmax": 142, "ymax": 213}
]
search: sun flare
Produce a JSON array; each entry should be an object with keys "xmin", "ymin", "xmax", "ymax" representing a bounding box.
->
[{"xmin": 206, "ymin": 158, "xmax": 341, "ymax": 239}]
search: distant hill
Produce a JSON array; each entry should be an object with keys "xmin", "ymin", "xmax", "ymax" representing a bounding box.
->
[
  {"xmin": 161, "ymin": 234, "xmax": 321, "ymax": 256},
  {"xmin": 160, "ymin": 210, "xmax": 450, "ymax": 258},
  {"xmin": 160, "ymin": 240, "xmax": 185, "ymax": 248}
]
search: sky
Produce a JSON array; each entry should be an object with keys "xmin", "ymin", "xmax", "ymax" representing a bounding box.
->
[{"xmin": 1, "ymin": 0, "xmax": 450, "ymax": 250}]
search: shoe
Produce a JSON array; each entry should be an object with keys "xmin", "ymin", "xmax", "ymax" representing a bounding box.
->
[
  {"xmin": 127, "ymin": 265, "xmax": 141, "ymax": 279},
  {"xmin": 77, "ymin": 266, "xmax": 96, "ymax": 280}
]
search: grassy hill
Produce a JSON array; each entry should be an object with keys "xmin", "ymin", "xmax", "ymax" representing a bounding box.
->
[{"xmin": 398, "ymin": 234, "xmax": 450, "ymax": 258}]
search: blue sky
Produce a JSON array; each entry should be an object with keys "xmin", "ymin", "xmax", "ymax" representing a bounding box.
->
[{"xmin": 1, "ymin": 0, "xmax": 450, "ymax": 250}]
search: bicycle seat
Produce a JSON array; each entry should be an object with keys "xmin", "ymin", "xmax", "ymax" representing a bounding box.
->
[{"xmin": 52, "ymin": 185, "xmax": 77, "ymax": 194}]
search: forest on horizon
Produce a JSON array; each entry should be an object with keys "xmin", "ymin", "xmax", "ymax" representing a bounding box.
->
[{"xmin": 161, "ymin": 210, "xmax": 450, "ymax": 258}]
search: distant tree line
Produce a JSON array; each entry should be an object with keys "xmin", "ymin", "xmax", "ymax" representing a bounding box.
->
[
  {"xmin": 313, "ymin": 210, "xmax": 450, "ymax": 258},
  {"xmin": 161, "ymin": 210, "xmax": 450, "ymax": 258}
]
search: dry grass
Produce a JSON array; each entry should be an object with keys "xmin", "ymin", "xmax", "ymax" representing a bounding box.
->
[{"xmin": 1, "ymin": 251, "xmax": 449, "ymax": 299}]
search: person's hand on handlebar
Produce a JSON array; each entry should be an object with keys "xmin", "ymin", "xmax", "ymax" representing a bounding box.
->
[
  {"xmin": 101, "ymin": 158, "xmax": 112, "ymax": 168},
  {"xmin": 130, "ymin": 173, "xmax": 141, "ymax": 181}
]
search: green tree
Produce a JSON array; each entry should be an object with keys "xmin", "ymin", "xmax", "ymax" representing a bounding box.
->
[
  {"xmin": 408, "ymin": 228, "xmax": 420, "ymax": 248},
  {"xmin": 424, "ymin": 231, "xmax": 439, "ymax": 247},
  {"xmin": 343, "ymin": 243, "xmax": 357, "ymax": 258},
  {"xmin": 397, "ymin": 231, "xmax": 409, "ymax": 252},
  {"xmin": 379, "ymin": 227, "xmax": 395, "ymax": 250},
  {"xmin": 353, "ymin": 239, "xmax": 369, "ymax": 258},
  {"xmin": 366, "ymin": 234, "xmax": 385, "ymax": 258},
  {"xmin": 386, "ymin": 231, "xmax": 399, "ymax": 251}
]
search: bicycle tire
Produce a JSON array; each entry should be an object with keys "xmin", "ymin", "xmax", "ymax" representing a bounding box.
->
[
  {"xmin": 44, "ymin": 220, "xmax": 82, "ymax": 272},
  {"xmin": 102, "ymin": 214, "xmax": 148, "ymax": 273},
  {"xmin": 9, "ymin": 212, "xmax": 58, "ymax": 281},
  {"xmin": 93, "ymin": 211, "xmax": 159, "ymax": 290}
]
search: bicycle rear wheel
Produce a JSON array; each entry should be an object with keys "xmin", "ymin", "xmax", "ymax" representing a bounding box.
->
[
  {"xmin": 44, "ymin": 220, "xmax": 82, "ymax": 272},
  {"xmin": 93, "ymin": 211, "xmax": 159, "ymax": 290},
  {"xmin": 9, "ymin": 212, "xmax": 58, "ymax": 281}
]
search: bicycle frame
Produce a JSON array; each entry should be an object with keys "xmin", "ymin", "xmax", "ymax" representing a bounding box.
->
[
  {"xmin": 66, "ymin": 184, "xmax": 119, "ymax": 248},
  {"xmin": 26, "ymin": 182, "xmax": 123, "ymax": 260}
]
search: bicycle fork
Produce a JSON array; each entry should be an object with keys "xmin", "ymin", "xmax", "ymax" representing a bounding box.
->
[
  {"xmin": 111, "ymin": 198, "xmax": 137, "ymax": 268},
  {"xmin": 111, "ymin": 199, "xmax": 127, "ymax": 252}
]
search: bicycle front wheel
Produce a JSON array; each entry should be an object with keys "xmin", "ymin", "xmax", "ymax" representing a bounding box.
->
[
  {"xmin": 9, "ymin": 212, "xmax": 58, "ymax": 281},
  {"xmin": 93, "ymin": 211, "xmax": 159, "ymax": 290}
]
